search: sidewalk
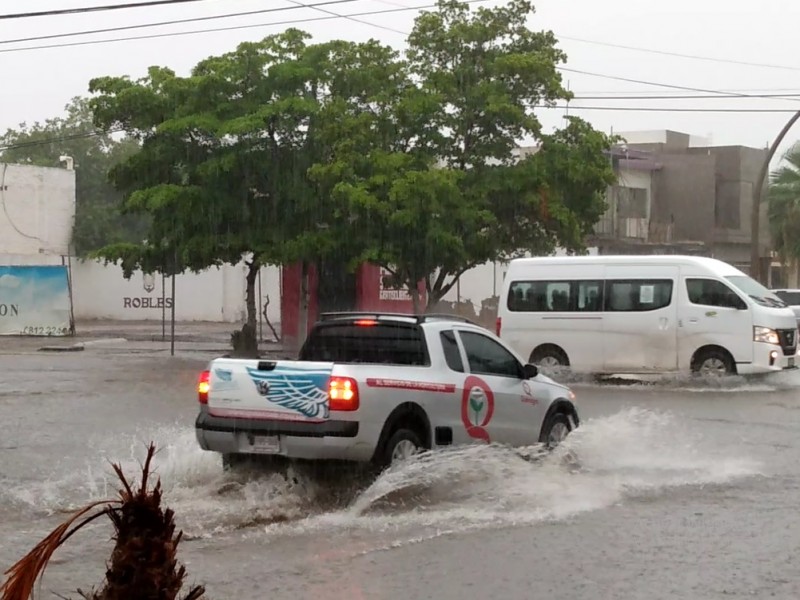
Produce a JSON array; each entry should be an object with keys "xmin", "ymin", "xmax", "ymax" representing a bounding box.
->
[
  {"xmin": 74, "ymin": 319, "xmax": 255, "ymax": 344},
  {"xmin": 0, "ymin": 319, "xmax": 285, "ymax": 355}
]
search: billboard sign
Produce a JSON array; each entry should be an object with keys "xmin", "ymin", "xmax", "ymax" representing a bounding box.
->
[{"xmin": 0, "ymin": 265, "xmax": 72, "ymax": 336}]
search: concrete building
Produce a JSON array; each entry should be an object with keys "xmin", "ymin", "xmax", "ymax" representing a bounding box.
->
[
  {"xmin": 588, "ymin": 130, "xmax": 777, "ymax": 282},
  {"xmin": 0, "ymin": 163, "xmax": 76, "ymax": 257}
]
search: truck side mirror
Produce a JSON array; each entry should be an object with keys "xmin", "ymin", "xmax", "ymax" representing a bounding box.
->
[{"xmin": 523, "ymin": 363, "xmax": 539, "ymax": 379}]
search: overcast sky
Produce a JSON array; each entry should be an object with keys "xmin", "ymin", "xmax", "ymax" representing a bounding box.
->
[{"xmin": 3, "ymin": 0, "xmax": 800, "ymax": 165}]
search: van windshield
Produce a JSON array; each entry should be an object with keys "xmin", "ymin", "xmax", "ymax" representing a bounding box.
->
[{"xmin": 725, "ymin": 276, "xmax": 787, "ymax": 308}]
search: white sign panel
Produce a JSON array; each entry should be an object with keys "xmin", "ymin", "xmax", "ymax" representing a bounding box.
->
[
  {"xmin": 0, "ymin": 265, "xmax": 72, "ymax": 336},
  {"xmin": 379, "ymin": 267, "xmax": 412, "ymax": 301}
]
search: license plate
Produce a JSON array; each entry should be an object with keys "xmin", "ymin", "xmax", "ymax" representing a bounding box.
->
[{"xmin": 250, "ymin": 435, "xmax": 280, "ymax": 454}]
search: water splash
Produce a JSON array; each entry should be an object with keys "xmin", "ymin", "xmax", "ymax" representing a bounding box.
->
[{"xmin": 3, "ymin": 408, "xmax": 761, "ymax": 542}]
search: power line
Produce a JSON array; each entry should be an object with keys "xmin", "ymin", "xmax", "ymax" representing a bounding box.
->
[
  {"xmin": 543, "ymin": 105, "xmax": 800, "ymax": 114},
  {"xmin": 1, "ymin": 0, "xmax": 364, "ymax": 46},
  {"xmin": 557, "ymin": 34, "xmax": 800, "ymax": 72},
  {"xmin": 285, "ymin": 0, "xmax": 407, "ymax": 35},
  {"xmin": 0, "ymin": 1, "xmax": 484, "ymax": 54},
  {"xmin": 559, "ymin": 67, "xmax": 800, "ymax": 103},
  {"xmin": 0, "ymin": 0, "xmax": 218, "ymax": 21},
  {"xmin": 574, "ymin": 93, "xmax": 800, "ymax": 101},
  {"xmin": 2, "ymin": 100, "xmax": 797, "ymax": 155},
  {"xmin": 0, "ymin": 129, "xmax": 123, "ymax": 153},
  {"xmin": 572, "ymin": 88, "xmax": 800, "ymax": 95}
]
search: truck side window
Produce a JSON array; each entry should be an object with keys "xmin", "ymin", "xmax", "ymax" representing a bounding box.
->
[
  {"xmin": 440, "ymin": 331, "xmax": 464, "ymax": 373},
  {"xmin": 459, "ymin": 331, "xmax": 522, "ymax": 379},
  {"xmin": 686, "ymin": 278, "xmax": 746, "ymax": 309}
]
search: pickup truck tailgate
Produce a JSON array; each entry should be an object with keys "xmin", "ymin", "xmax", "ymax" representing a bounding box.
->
[{"xmin": 207, "ymin": 358, "xmax": 334, "ymax": 421}]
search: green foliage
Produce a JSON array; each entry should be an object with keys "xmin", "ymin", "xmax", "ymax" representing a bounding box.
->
[
  {"xmin": 0, "ymin": 96, "xmax": 144, "ymax": 256},
  {"xmin": 768, "ymin": 142, "xmax": 800, "ymax": 262},
  {"xmin": 85, "ymin": 0, "xmax": 616, "ymax": 322},
  {"xmin": 311, "ymin": 0, "xmax": 617, "ymax": 309}
]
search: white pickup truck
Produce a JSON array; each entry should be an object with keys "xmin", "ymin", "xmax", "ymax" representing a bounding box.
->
[{"xmin": 194, "ymin": 312, "xmax": 580, "ymax": 472}]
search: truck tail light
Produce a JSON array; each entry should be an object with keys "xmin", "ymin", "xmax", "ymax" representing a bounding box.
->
[
  {"xmin": 198, "ymin": 370, "xmax": 210, "ymax": 404},
  {"xmin": 496, "ymin": 317, "xmax": 502, "ymax": 336},
  {"xmin": 329, "ymin": 376, "xmax": 359, "ymax": 411}
]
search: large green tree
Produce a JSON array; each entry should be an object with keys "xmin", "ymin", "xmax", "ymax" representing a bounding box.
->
[
  {"xmin": 0, "ymin": 96, "xmax": 144, "ymax": 256},
  {"xmin": 768, "ymin": 141, "xmax": 800, "ymax": 264},
  {"xmin": 87, "ymin": 31, "xmax": 368, "ymax": 351},
  {"xmin": 311, "ymin": 0, "xmax": 617, "ymax": 312}
]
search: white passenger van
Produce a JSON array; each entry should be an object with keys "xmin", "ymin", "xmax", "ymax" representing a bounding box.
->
[{"xmin": 496, "ymin": 255, "xmax": 799, "ymax": 376}]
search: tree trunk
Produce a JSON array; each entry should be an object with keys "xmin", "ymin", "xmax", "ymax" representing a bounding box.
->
[
  {"xmin": 231, "ymin": 260, "xmax": 259, "ymax": 358},
  {"xmin": 245, "ymin": 260, "xmax": 259, "ymax": 331},
  {"xmin": 297, "ymin": 260, "xmax": 310, "ymax": 350},
  {"xmin": 409, "ymin": 286, "xmax": 422, "ymax": 315}
]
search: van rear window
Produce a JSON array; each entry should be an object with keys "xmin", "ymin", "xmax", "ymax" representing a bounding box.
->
[{"xmin": 299, "ymin": 322, "xmax": 430, "ymax": 366}]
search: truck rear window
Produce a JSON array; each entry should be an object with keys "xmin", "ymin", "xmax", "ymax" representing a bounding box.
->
[{"xmin": 299, "ymin": 322, "xmax": 430, "ymax": 366}]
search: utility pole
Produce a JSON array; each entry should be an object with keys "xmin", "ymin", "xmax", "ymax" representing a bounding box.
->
[{"xmin": 750, "ymin": 110, "xmax": 800, "ymax": 283}]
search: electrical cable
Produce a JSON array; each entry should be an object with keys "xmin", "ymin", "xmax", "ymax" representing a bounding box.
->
[
  {"xmin": 285, "ymin": 0, "xmax": 407, "ymax": 35},
  {"xmin": 0, "ymin": 0, "xmax": 218, "ymax": 21},
  {"xmin": 558, "ymin": 67, "xmax": 800, "ymax": 103},
  {"xmin": 0, "ymin": 0, "xmax": 364, "ymax": 45},
  {"xmin": 0, "ymin": 0, "xmax": 489, "ymax": 54},
  {"xmin": 555, "ymin": 34, "xmax": 800, "ymax": 72},
  {"xmin": 541, "ymin": 105, "xmax": 800, "ymax": 114}
]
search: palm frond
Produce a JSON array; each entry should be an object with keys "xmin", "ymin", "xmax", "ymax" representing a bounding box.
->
[{"xmin": 0, "ymin": 499, "xmax": 119, "ymax": 600}]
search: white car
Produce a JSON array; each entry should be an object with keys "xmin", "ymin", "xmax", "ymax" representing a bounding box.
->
[{"xmin": 195, "ymin": 312, "xmax": 579, "ymax": 472}]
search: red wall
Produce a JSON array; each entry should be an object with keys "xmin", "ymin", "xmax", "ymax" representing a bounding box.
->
[
  {"xmin": 280, "ymin": 262, "xmax": 426, "ymax": 349},
  {"xmin": 280, "ymin": 263, "xmax": 319, "ymax": 351}
]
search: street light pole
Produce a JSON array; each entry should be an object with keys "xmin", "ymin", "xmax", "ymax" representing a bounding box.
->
[{"xmin": 750, "ymin": 109, "xmax": 800, "ymax": 283}]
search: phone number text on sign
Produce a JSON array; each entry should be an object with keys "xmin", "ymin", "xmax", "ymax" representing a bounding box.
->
[{"xmin": 22, "ymin": 326, "xmax": 70, "ymax": 336}]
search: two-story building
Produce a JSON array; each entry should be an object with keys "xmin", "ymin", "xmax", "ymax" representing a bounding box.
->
[{"xmin": 587, "ymin": 129, "xmax": 779, "ymax": 284}]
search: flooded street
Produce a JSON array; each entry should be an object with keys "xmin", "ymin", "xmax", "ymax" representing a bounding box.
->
[{"xmin": 2, "ymin": 342, "xmax": 799, "ymax": 599}]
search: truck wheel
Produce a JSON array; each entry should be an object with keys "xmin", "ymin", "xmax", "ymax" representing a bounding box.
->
[
  {"xmin": 222, "ymin": 453, "xmax": 249, "ymax": 472},
  {"xmin": 541, "ymin": 413, "xmax": 572, "ymax": 449},
  {"xmin": 384, "ymin": 428, "xmax": 423, "ymax": 467}
]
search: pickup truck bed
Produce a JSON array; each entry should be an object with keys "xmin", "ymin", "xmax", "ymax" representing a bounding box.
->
[{"xmin": 195, "ymin": 312, "xmax": 579, "ymax": 471}]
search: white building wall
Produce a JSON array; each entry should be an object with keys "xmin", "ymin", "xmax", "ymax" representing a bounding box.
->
[
  {"xmin": 69, "ymin": 259, "xmax": 282, "ymax": 325},
  {"xmin": 0, "ymin": 163, "xmax": 76, "ymax": 256}
]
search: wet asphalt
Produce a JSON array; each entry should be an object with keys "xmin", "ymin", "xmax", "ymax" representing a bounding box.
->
[{"xmin": 1, "ymin": 340, "xmax": 799, "ymax": 600}]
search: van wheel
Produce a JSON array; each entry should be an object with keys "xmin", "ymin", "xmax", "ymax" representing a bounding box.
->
[
  {"xmin": 691, "ymin": 348, "xmax": 735, "ymax": 377},
  {"xmin": 531, "ymin": 346, "xmax": 569, "ymax": 368},
  {"xmin": 384, "ymin": 428, "xmax": 423, "ymax": 467}
]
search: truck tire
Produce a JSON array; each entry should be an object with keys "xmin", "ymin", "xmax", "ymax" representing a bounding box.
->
[
  {"xmin": 383, "ymin": 428, "xmax": 424, "ymax": 467},
  {"xmin": 540, "ymin": 412, "xmax": 572, "ymax": 449}
]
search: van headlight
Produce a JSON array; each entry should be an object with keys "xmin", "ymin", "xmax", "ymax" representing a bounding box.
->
[{"xmin": 754, "ymin": 326, "xmax": 780, "ymax": 345}]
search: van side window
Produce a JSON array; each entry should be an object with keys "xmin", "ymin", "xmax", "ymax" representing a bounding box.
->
[
  {"xmin": 576, "ymin": 281, "xmax": 603, "ymax": 312},
  {"xmin": 605, "ymin": 280, "xmax": 673, "ymax": 312},
  {"xmin": 440, "ymin": 331, "xmax": 465, "ymax": 373},
  {"xmin": 686, "ymin": 278, "xmax": 746, "ymax": 309},
  {"xmin": 507, "ymin": 281, "xmax": 570, "ymax": 312},
  {"xmin": 507, "ymin": 280, "xmax": 603, "ymax": 312},
  {"xmin": 458, "ymin": 331, "xmax": 522, "ymax": 379}
]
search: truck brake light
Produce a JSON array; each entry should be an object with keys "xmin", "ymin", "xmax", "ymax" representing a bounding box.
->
[
  {"xmin": 329, "ymin": 376, "xmax": 359, "ymax": 411},
  {"xmin": 496, "ymin": 317, "xmax": 502, "ymax": 336},
  {"xmin": 198, "ymin": 370, "xmax": 210, "ymax": 404},
  {"xmin": 354, "ymin": 319, "xmax": 377, "ymax": 326}
]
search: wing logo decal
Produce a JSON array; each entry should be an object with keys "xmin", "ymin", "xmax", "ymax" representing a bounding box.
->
[{"xmin": 245, "ymin": 366, "xmax": 330, "ymax": 419}]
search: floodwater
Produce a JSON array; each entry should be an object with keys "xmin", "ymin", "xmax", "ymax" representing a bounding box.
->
[{"xmin": 1, "ymin": 342, "xmax": 800, "ymax": 599}]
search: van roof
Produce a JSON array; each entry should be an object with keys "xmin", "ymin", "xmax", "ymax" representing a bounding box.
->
[{"xmin": 507, "ymin": 255, "xmax": 746, "ymax": 275}]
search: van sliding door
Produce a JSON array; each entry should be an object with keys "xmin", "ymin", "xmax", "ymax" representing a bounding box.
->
[{"xmin": 601, "ymin": 266, "xmax": 679, "ymax": 373}]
